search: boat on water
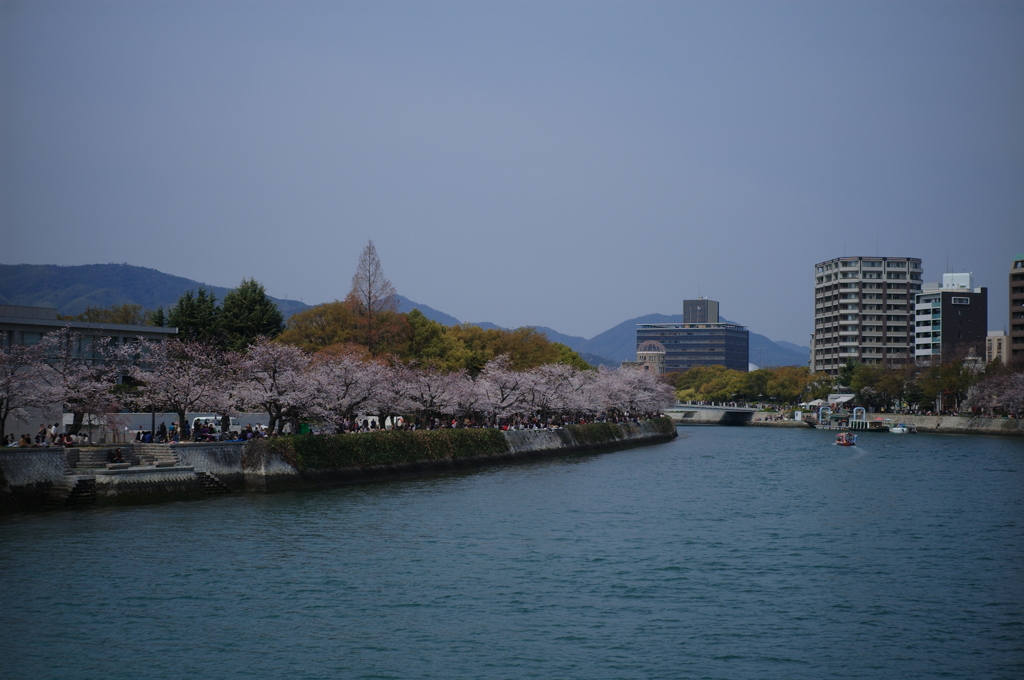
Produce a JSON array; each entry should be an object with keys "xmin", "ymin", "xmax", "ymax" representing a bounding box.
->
[
  {"xmin": 889, "ymin": 423, "xmax": 916, "ymax": 434},
  {"xmin": 835, "ymin": 432, "xmax": 857, "ymax": 446}
]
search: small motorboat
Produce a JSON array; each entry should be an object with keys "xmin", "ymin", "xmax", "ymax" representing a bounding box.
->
[
  {"xmin": 835, "ymin": 432, "xmax": 857, "ymax": 446},
  {"xmin": 890, "ymin": 423, "xmax": 909, "ymax": 434}
]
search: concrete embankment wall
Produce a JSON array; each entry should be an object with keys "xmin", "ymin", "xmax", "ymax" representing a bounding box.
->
[
  {"xmin": 172, "ymin": 442, "xmax": 245, "ymax": 490},
  {"xmin": 0, "ymin": 420, "xmax": 677, "ymax": 511},
  {"xmin": 668, "ymin": 410, "xmax": 753, "ymax": 425},
  {"xmin": 0, "ymin": 449, "xmax": 67, "ymax": 512},
  {"xmin": 246, "ymin": 420, "xmax": 677, "ymax": 492},
  {"xmin": 884, "ymin": 415, "xmax": 1024, "ymax": 437}
]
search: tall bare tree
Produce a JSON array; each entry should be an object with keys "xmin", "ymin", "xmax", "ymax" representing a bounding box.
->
[
  {"xmin": 347, "ymin": 240, "xmax": 400, "ymax": 352},
  {"xmin": 348, "ymin": 240, "xmax": 399, "ymax": 316}
]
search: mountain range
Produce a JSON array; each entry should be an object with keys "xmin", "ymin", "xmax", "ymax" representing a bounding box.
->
[{"xmin": 0, "ymin": 263, "xmax": 809, "ymax": 368}]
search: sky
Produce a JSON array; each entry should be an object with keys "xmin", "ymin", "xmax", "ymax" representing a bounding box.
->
[{"xmin": 1, "ymin": 1, "xmax": 1022, "ymax": 345}]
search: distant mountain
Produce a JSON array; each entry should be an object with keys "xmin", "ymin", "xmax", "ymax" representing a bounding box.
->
[
  {"xmin": 0, "ymin": 263, "xmax": 312, "ymax": 320},
  {"xmin": 396, "ymin": 295, "xmax": 461, "ymax": 326},
  {"xmin": 748, "ymin": 334, "xmax": 808, "ymax": 368},
  {"xmin": 1, "ymin": 263, "xmax": 808, "ymax": 368},
  {"xmin": 775, "ymin": 340, "xmax": 811, "ymax": 354}
]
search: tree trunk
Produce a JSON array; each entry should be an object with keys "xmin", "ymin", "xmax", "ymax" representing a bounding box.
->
[
  {"xmin": 68, "ymin": 411, "xmax": 85, "ymax": 435},
  {"xmin": 177, "ymin": 410, "xmax": 189, "ymax": 441}
]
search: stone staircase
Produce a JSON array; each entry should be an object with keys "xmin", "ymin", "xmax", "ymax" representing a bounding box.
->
[
  {"xmin": 195, "ymin": 470, "xmax": 231, "ymax": 495},
  {"xmin": 135, "ymin": 444, "xmax": 180, "ymax": 467},
  {"xmin": 45, "ymin": 476, "xmax": 97, "ymax": 510},
  {"xmin": 72, "ymin": 449, "xmax": 117, "ymax": 469}
]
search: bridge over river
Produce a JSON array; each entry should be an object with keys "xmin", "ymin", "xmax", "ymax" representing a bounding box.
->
[{"xmin": 664, "ymin": 404, "xmax": 758, "ymax": 425}]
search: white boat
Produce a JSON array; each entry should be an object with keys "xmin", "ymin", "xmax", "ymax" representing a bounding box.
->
[{"xmin": 890, "ymin": 423, "xmax": 910, "ymax": 434}]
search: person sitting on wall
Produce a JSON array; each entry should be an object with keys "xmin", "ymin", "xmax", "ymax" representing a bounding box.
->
[
  {"xmin": 19, "ymin": 434, "xmax": 33, "ymax": 447},
  {"xmin": 107, "ymin": 448, "xmax": 125, "ymax": 464}
]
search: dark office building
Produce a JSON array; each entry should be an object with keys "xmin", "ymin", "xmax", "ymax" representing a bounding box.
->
[
  {"xmin": 636, "ymin": 321, "xmax": 749, "ymax": 373},
  {"xmin": 913, "ymin": 273, "xmax": 988, "ymax": 365},
  {"xmin": 683, "ymin": 298, "xmax": 719, "ymax": 324},
  {"xmin": 1012, "ymin": 254, "xmax": 1024, "ymax": 362}
]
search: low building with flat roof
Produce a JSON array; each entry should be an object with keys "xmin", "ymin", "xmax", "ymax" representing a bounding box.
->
[{"xmin": 0, "ymin": 304, "xmax": 176, "ymax": 349}]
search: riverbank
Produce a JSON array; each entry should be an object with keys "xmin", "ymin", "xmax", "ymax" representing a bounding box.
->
[
  {"xmin": 673, "ymin": 408, "xmax": 1024, "ymax": 437},
  {"xmin": 0, "ymin": 418, "xmax": 677, "ymax": 513}
]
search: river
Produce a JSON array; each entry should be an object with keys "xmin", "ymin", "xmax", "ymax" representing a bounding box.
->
[{"xmin": 2, "ymin": 427, "xmax": 1022, "ymax": 679}]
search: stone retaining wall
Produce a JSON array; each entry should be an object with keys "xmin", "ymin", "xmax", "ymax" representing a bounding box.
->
[
  {"xmin": 245, "ymin": 420, "xmax": 677, "ymax": 492},
  {"xmin": 0, "ymin": 449, "xmax": 67, "ymax": 513},
  {"xmin": 172, "ymin": 442, "xmax": 245, "ymax": 490},
  {"xmin": 1, "ymin": 421, "xmax": 677, "ymax": 512}
]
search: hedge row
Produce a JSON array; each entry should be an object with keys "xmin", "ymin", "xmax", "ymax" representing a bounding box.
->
[
  {"xmin": 265, "ymin": 418, "xmax": 675, "ymax": 471},
  {"xmin": 266, "ymin": 428, "xmax": 511, "ymax": 471}
]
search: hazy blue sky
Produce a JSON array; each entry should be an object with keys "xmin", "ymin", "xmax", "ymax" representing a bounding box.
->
[{"xmin": 2, "ymin": 1, "xmax": 1021, "ymax": 344}]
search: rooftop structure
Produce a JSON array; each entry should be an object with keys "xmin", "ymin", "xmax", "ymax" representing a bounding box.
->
[{"xmin": 683, "ymin": 298, "xmax": 719, "ymax": 324}]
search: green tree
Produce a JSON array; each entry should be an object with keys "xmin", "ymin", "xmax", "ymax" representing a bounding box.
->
[
  {"xmin": 167, "ymin": 289, "xmax": 220, "ymax": 345},
  {"xmin": 837, "ymin": 359, "xmax": 859, "ymax": 388},
  {"xmin": 220, "ymin": 278, "xmax": 285, "ymax": 352},
  {"xmin": 554, "ymin": 343, "xmax": 593, "ymax": 371},
  {"xmin": 148, "ymin": 307, "xmax": 167, "ymax": 327}
]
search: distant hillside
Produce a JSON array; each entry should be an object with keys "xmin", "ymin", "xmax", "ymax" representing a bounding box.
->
[
  {"xmin": 561, "ymin": 312, "xmax": 809, "ymax": 367},
  {"xmin": 396, "ymin": 295, "xmax": 461, "ymax": 326},
  {"xmin": 1, "ymin": 263, "xmax": 808, "ymax": 368},
  {"xmin": 0, "ymin": 263, "xmax": 312, "ymax": 320}
]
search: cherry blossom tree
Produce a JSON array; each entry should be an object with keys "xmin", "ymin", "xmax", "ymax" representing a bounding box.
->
[
  {"xmin": 236, "ymin": 338, "xmax": 314, "ymax": 435},
  {"xmin": 34, "ymin": 328, "xmax": 124, "ymax": 435},
  {"xmin": 0, "ymin": 341, "xmax": 49, "ymax": 442},
  {"xmin": 366, "ymin": 362, "xmax": 413, "ymax": 427},
  {"xmin": 477, "ymin": 356, "xmax": 525, "ymax": 423},
  {"xmin": 443, "ymin": 370, "xmax": 483, "ymax": 421},
  {"xmin": 127, "ymin": 339, "xmax": 236, "ymax": 439},
  {"xmin": 404, "ymin": 366, "xmax": 463, "ymax": 421},
  {"xmin": 307, "ymin": 350, "xmax": 377, "ymax": 430}
]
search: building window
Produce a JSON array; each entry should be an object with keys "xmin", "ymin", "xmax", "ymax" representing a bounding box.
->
[{"xmin": 951, "ymin": 297, "xmax": 970, "ymax": 305}]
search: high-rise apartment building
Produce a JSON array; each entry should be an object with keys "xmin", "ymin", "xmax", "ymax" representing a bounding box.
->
[
  {"xmin": 913, "ymin": 273, "xmax": 987, "ymax": 365},
  {"xmin": 683, "ymin": 298, "xmax": 719, "ymax": 324},
  {"xmin": 1011, "ymin": 254, "xmax": 1024, "ymax": 362},
  {"xmin": 810, "ymin": 256, "xmax": 922, "ymax": 376}
]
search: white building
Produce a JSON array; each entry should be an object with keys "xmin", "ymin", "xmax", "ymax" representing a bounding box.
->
[{"xmin": 811, "ymin": 256, "xmax": 923, "ymax": 376}]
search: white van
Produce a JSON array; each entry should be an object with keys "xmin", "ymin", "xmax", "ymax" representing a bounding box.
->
[{"xmin": 192, "ymin": 416, "xmax": 241, "ymax": 435}]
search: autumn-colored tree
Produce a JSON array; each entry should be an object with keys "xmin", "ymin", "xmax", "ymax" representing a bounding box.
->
[{"xmin": 278, "ymin": 301, "xmax": 360, "ymax": 353}]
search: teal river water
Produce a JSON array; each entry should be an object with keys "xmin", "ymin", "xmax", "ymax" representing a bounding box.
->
[{"xmin": 2, "ymin": 427, "xmax": 1023, "ymax": 679}]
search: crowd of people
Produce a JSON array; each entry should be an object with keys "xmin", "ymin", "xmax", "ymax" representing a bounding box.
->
[{"xmin": 4, "ymin": 423, "xmax": 92, "ymax": 448}]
